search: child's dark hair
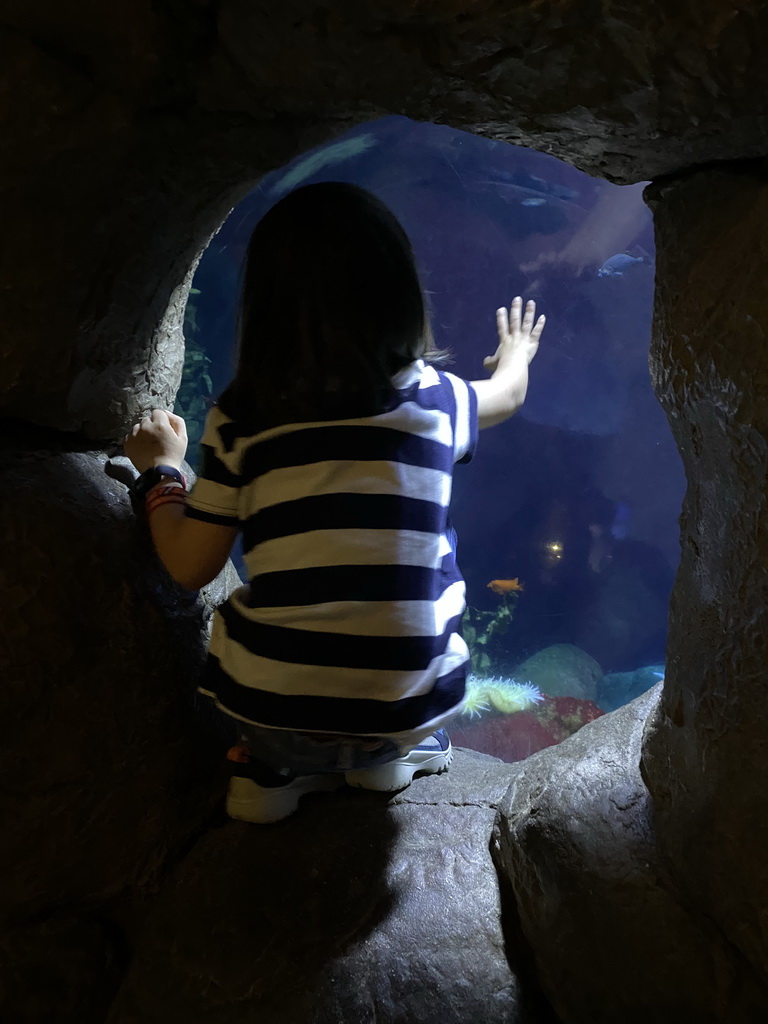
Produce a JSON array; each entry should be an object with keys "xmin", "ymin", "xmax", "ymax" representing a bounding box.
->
[{"xmin": 219, "ymin": 181, "xmax": 445, "ymax": 430}]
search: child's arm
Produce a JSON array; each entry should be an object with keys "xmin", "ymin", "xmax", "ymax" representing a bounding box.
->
[
  {"xmin": 470, "ymin": 296, "xmax": 545, "ymax": 430},
  {"xmin": 125, "ymin": 409, "xmax": 238, "ymax": 590}
]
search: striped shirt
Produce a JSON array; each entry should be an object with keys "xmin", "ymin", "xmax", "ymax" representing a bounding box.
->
[{"xmin": 186, "ymin": 359, "xmax": 479, "ymax": 749}]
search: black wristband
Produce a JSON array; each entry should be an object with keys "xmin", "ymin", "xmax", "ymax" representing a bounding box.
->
[{"xmin": 132, "ymin": 465, "xmax": 186, "ymax": 500}]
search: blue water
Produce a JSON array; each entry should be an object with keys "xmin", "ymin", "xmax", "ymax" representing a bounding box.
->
[{"xmin": 179, "ymin": 116, "xmax": 685, "ymax": 761}]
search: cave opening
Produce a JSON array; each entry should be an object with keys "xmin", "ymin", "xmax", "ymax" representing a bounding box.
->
[{"xmin": 175, "ymin": 115, "xmax": 685, "ymax": 764}]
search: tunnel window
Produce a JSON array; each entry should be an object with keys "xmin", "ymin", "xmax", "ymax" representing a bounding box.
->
[{"xmin": 178, "ymin": 115, "xmax": 684, "ymax": 762}]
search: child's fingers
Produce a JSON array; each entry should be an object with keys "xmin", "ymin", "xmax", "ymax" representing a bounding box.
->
[
  {"xmin": 531, "ymin": 313, "xmax": 546, "ymax": 341},
  {"xmin": 166, "ymin": 411, "xmax": 188, "ymax": 438},
  {"xmin": 496, "ymin": 296, "xmax": 544, "ymax": 349},
  {"xmin": 521, "ymin": 299, "xmax": 536, "ymax": 332},
  {"xmin": 496, "ymin": 306, "xmax": 508, "ymax": 342},
  {"xmin": 509, "ymin": 296, "xmax": 522, "ymax": 331}
]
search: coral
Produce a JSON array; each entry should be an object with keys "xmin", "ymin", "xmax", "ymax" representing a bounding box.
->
[{"xmin": 452, "ymin": 693, "xmax": 605, "ymax": 763}]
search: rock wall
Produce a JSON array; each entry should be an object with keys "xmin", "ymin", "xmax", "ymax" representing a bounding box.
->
[
  {"xmin": 2, "ymin": 2, "xmax": 768, "ymax": 439},
  {"xmin": 496, "ymin": 686, "xmax": 768, "ymax": 1023},
  {"xmin": 642, "ymin": 163, "xmax": 768, "ymax": 981},
  {"xmin": 2, "ymin": 2, "xmax": 768, "ymax": 1022}
]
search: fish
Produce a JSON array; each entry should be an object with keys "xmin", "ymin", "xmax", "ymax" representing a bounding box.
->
[
  {"xmin": 473, "ymin": 180, "xmax": 576, "ymax": 211},
  {"xmin": 267, "ymin": 133, "xmax": 379, "ymax": 196},
  {"xmin": 597, "ymin": 252, "xmax": 649, "ymax": 278},
  {"xmin": 527, "ymin": 174, "xmax": 579, "ymax": 200},
  {"xmin": 487, "ymin": 578, "xmax": 525, "ymax": 595},
  {"xmin": 475, "ymin": 168, "xmax": 580, "ymax": 202}
]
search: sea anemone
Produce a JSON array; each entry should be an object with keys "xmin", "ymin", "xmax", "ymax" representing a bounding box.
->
[
  {"xmin": 462, "ymin": 683, "xmax": 491, "ymax": 719},
  {"xmin": 461, "ymin": 674, "xmax": 544, "ymax": 718}
]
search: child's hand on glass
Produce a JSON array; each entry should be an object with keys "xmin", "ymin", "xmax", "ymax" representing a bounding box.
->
[
  {"xmin": 124, "ymin": 409, "xmax": 188, "ymax": 473},
  {"xmin": 483, "ymin": 296, "xmax": 545, "ymax": 375}
]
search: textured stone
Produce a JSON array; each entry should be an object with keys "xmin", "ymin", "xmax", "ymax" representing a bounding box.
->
[
  {"xmin": 3, "ymin": 3, "xmax": 768, "ymax": 1021},
  {"xmin": 0, "ymin": 916, "xmax": 123, "ymax": 1024},
  {"xmin": 495, "ymin": 686, "xmax": 768, "ymax": 1023},
  {"xmin": 641, "ymin": 163, "xmax": 768, "ymax": 984},
  {"xmin": 107, "ymin": 750, "xmax": 551, "ymax": 1024},
  {"xmin": 2, "ymin": 3, "xmax": 768, "ymax": 436},
  {"xmin": 0, "ymin": 435, "xmax": 239, "ymax": 920}
]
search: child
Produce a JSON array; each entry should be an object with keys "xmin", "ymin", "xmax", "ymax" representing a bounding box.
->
[{"xmin": 125, "ymin": 182, "xmax": 544, "ymax": 823}]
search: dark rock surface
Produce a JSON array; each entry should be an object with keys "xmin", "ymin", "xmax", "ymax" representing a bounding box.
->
[
  {"xmin": 107, "ymin": 749, "xmax": 552, "ymax": 1024},
  {"xmin": 495, "ymin": 686, "xmax": 768, "ymax": 1023},
  {"xmin": 0, "ymin": 437, "xmax": 239, "ymax": 921},
  {"xmin": 2, "ymin": 3, "xmax": 768, "ymax": 436},
  {"xmin": 3, "ymin": 3, "xmax": 768, "ymax": 1021},
  {"xmin": 0, "ymin": 915, "xmax": 124, "ymax": 1024},
  {"xmin": 642, "ymin": 164, "xmax": 768, "ymax": 985}
]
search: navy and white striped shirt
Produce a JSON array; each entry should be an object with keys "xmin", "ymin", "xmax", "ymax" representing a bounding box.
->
[{"xmin": 186, "ymin": 359, "xmax": 478, "ymax": 749}]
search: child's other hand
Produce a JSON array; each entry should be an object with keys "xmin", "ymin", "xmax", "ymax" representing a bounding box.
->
[
  {"xmin": 483, "ymin": 297, "xmax": 545, "ymax": 375},
  {"xmin": 124, "ymin": 409, "xmax": 188, "ymax": 473}
]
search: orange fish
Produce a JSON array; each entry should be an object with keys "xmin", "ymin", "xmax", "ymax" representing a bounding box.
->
[{"xmin": 487, "ymin": 578, "xmax": 524, "ymax": 595}]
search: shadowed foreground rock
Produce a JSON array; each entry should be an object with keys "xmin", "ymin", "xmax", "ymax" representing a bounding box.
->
[
  {"xmin": 0, "ymin": 437, "xmax": 240, "ymax": 1020},
  {"xmin": 107, "ymin": 750, "xmax": 554, "ymax": 1024},
  {"xmin": 4, "ymin": 2, "xmax": 768, "ymax": 1020},
  {"xmin": 494, "ymin": 686, "xmax": 768, "ymax": 1023}
]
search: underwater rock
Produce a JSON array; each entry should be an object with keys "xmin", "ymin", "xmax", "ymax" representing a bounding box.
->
[
  {"xmin": 106, "ymin": 749, "xmax": 548, "ymax": 1024},
  {"xmin": 494, "ymin": 685, "xmax": 768, "ymax": 1021},
  {"xmin": 597, "ymin": 663, "xmax": 665, "ymax": 712},
  {"xmin": 452, "ymin": 694, "xmax": 604, "ymax": 763},
  {"xmin": 514, "ymin": 643, "xmax": 603, "ymax": 701}
]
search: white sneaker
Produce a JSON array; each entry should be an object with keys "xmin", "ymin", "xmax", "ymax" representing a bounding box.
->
[
  {"xmin": 225, "ymin": 753, "xmax": 345, "ymax": 825},
  {"xmin": 344, "ymin": 730, "xmax": 453, "ymax": 793}
]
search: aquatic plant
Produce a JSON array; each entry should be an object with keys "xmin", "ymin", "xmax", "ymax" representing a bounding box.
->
[
  {"xmin": 461, "ymin": 581, "xmax": 521, "ymax": 675},
  {"xmin": 461, "ymin": 674, "xmax": 543, "ymax": 719},
  {"xmin": 175, "ymin": 287, "xmax": 214, "ymax": 470}
]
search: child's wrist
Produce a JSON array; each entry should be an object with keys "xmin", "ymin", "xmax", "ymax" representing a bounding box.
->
[
  {"xmin": 145, "ymin": 481, "xmax": 188, "ymax": 516},
  {"xmin": 132, "ymin": 464, "xmax": 187, "ymax": 501},
  {"xmin": 491, "ymin": 348, "xmax": 528, "ymax": 378}
]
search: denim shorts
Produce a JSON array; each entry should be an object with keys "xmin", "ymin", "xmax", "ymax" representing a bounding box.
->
[{"xmin": 238, "ymin": 723, "xmax": 403, "ymax": 775}]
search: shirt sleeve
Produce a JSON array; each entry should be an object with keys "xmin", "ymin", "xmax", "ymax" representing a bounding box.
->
[
  {"xmin": 442, "ymin": 372, "xmax": 479, "ymax": 464},
  {"xmin": 185, "ymin": 406, "xmax": 242, "ymax": 525}
]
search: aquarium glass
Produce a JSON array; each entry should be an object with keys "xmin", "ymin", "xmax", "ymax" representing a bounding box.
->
[{"xmin": 178, "ymin": 116, "xmax": 684, "ymax": 763}]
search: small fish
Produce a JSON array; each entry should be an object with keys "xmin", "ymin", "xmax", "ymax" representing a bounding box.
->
[
  {"xmin": 528, "ymin": 174, "xmax": 579, "ymax": 200},
  {"xmin": 487, "ymin": 578, "xmax": 525, "ymax": 595},
  {"xmin": 597, "ymin": 252, "xmax": 648, "ymax": 278},
  {"xmin": 268, "ymin": 133, "xmax": 378, "ymax": 196},
  {"xmin": 520, "ymin": 197, "xmax": 547, "ymax": 207}
]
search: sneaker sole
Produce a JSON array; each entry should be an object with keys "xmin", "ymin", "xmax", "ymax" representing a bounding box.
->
[
  {"xmin": 226, "ymin": 773, "xmax": 345, "ymax": 824},
  {"xmin": 344, "ymin": 746, "xmax": 453, "ymax": 793}
]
